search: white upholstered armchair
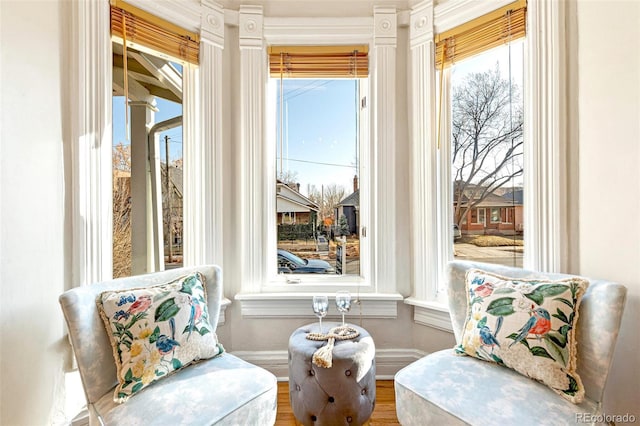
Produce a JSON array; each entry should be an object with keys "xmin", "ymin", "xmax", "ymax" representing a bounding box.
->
[
  {"xmin": 395, "ymin": 260, "xmax": 627, "ymax": 425},
  {"xmin": 59, "ymin": 265, "xmax": 277, "ymax": 425}
]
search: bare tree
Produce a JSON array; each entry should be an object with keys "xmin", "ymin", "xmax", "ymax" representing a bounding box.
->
[
  {"xmin": 112, "ymin": 143, "xmax": 131, "ymax": 278},
  {"xmin": 452, "ymin": 65, "xmax": 523, "ymax": 226},
  {"xmin": 308, "ymin": 184, "xmax": 347, "ymax": 222},
  {"xmin": 277, "ymin": 170, "xmax": 299, "ymax": 186}
]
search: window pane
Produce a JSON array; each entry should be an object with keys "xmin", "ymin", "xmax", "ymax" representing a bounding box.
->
[
  {"xmin": 274, "ymin": 79, "xmax": 361, "ymax": 277},
  {"xmin": 112, "ymin": 42, "xmax": 184, "ymax": 277},
  {"xmin": 451, "ymin": 40, "xmax": 524, "ymax": 268}
]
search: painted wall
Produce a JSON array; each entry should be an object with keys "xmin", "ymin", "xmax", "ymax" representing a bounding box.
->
[
  {"xmin": 0, "ymin": 1, "xmax": 69, "ymax": 424},
  {"xmin": 573, "ymin": 0, "xmax": 640, "ymax": 416}
]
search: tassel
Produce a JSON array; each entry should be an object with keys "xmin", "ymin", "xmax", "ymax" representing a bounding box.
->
[{"xmin": 312, "ymin": 337, "xmax": 335, "ymax": 368}]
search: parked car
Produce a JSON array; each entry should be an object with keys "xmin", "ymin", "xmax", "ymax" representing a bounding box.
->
[
  {"xmin": 453, "ymin": 224, "xmax": 462, "ymax": 241},
  {"xmin": 277, "ymin": 249, "xmax": 335, "ymax": 274}
]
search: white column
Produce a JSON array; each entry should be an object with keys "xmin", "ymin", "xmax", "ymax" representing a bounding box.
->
[
  {"xmin": 525, "ymin": 0, "xmax": 567, "ymax": 273},
  {"xmin": 372, "ymin": 7, "xmax": 398, "ymax": 293},
  {"xmin": 239, "ymin": 5, "xmax": 266, "ymax": 292},
  {"xmin": 408, "ymin": 1, "xmax": 439, "ymax": 300},
  {"xmin": 183, "ymin": 0, "xmax": 225, "ymax": 268},
  {"xmin": 71, "ymin": 0, "xmax": 113, "ymax": 284},
  {"xmin": 130, "ymin": 99, "xmax": 156, "ymax": 275}
]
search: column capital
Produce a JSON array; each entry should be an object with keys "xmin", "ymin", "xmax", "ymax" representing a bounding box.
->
[{"xmin": 129, "ymin": 100, "xmax": 159, "ymax": 112}]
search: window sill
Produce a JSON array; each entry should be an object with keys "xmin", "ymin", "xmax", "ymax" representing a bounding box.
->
[
  {"xmin": 404, "ymin": 297, "xmax": 453, "ymax": 333},
  {"xmin": 235, "ymin": 292, "xmax": 404, "ymax": 318}
]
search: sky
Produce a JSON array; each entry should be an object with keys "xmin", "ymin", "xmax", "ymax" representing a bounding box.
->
[{"xmin": 275, "ymin": 79, "xmax": 359, "ymax": 197}]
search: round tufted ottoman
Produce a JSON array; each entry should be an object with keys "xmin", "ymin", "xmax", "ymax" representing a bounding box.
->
[{"xmin": 288, "ymin": 322, "xmax": 376, "ymax": 426}]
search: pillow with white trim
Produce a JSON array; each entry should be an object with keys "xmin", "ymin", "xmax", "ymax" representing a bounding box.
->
[
  {"xmin": 97, "ymin": 272, "xmax": 224, "ymax": 403},
  {"xmin": 455, "ymin": 269, "xmax": 588, "ymax": 403}
]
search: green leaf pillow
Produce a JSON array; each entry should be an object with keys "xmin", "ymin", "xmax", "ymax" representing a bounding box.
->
[
  {"xmin": 455, "ymin": 269, "xmax": 588, "ymax": 403},
  {"xmin": 97, "ymin": 273, "xmax": 224, "ymax": 403}
]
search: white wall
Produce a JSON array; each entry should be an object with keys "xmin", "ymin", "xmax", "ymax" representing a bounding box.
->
[
  {"xmin": 0, "ymin": 1, "xmax": 69, "ymax": 424},
  {"xmin": 574, "ymin": 0, "xmax": 640, "ymax": 416}
]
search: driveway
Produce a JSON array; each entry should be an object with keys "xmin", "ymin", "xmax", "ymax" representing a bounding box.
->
[{"xmin": 454, "ymin": 243, "xmax": 523, "ymax": 268}]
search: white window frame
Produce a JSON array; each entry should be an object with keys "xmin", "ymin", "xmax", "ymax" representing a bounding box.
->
[
  {"xmin": 70, "ymin": 1, "xmax": 226, "ymax": 282},
  {"xmin": 235, "ymin": 7, "xmax": 403, "ymax": 317},
  {"xmin": 265, "ymin": 76, "xmax": 369, "ymax": 289},
  {"xmin": 476, "ymin": 208, "xmax": 487, "ymax": 225},
  {"xmin": 406, "ymin": 0, "xmax": 571, "ymax": 332}
]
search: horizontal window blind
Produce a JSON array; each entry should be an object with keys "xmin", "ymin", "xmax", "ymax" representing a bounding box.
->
[
  {"xmin": 110, "ymin": 0, "xmax": 200, "ymax": 65},
  {"xmin": 268, "ymin": 45, "xmax": 368, "ymax": 78},
  {"xmin": 435, "ymin": 0, "xmax": 526, "ymax": 68}
]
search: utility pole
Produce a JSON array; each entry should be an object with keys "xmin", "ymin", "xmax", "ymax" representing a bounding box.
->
[{"xmin": 165, "ymin": 135, "xmax": 173, "ymax": 264}]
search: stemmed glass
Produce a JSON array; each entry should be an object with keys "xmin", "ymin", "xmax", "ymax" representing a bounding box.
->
[
  {"xmin": 312, "ymin": 295, "xmax": 329, "ymax": 333},
  {"xmin": 335, "ymin": 290, "xmax": 351, "ymax": 326}
]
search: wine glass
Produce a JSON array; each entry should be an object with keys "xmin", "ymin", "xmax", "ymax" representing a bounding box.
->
[
  {"xmin": 335, "ymin": 290, "xmax": 351, "ymax": 326},
  {"xmin": 312, "ymin": 295, "xmax": 329, "ymax": 333}
]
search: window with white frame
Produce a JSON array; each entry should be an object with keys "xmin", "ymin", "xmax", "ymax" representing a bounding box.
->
[
  {"xmin": 407, "ymin": 0, "xmax": 551, "ymax": 317},
  {"xmin": 267, "ymin": 46, "xmax": 368, "ymax": 284},
  {"xmin": 235, "ymin": 11, "xmax": 404, "ymax": 317}
]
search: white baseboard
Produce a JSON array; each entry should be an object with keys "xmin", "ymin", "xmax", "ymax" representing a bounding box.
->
[{"xmin": 230, "ymin": 348, "xmax": 427, "ymax": 381}]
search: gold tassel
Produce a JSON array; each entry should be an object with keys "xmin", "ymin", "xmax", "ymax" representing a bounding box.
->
[{"xmin": 312, "ymin": 337, "xmax": 336, "ymax": 368}]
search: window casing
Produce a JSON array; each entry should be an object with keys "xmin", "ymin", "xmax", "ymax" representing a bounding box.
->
[
  {"xmin": 407, "ymin": 0, "xmax": 569, "ymax": 329},
  {"xmin": 235, "ymin": 9, "xmax": 404, "ymax": 317},
  {"xmin": 70, "ymin": 0, "xmax": 225, "ymax": 287}
]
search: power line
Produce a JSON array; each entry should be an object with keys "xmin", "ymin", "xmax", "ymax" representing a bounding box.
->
[{"xmin": 277, "ymin": 157, "xmax": 356, "ymax": 169}]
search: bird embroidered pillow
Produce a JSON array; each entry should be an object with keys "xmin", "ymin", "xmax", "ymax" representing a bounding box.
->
[
  {"xmin": 455, "ymin": 269, "xmax": 588, "ymax": 403},
  {"xmin": 97, "ymin": 273, "xmax": 224, "ymax": 403}
]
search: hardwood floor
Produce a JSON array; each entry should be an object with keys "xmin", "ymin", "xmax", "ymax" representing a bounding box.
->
[{"xmin": 275, "ymin": 380, "xmax": 400, "ymax": 425}]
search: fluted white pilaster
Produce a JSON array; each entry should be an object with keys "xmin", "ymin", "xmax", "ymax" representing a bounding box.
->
[
  {"xmin": 239, "ymin": 5, "xmax": 266, "ymax": 292},
  {"xmin": 71, "ymin": 0, "xmax": 113, "ymax": 284},
  {"xmin": 372, "ymin": 7, "xmax": 398, "ymax": 294},
  {"xmin": 408, "ymin": 1, "xmax": 439, "ymax": 300},
  {"xmin": 525, "ymin": 0, "xmax": 567, "ymax": 273},
  {"xmin": 183, "ymin": 1, "xmax": 225, "ymax": 268}
]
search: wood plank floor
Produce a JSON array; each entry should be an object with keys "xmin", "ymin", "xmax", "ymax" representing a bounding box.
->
[{"xmin": 276, "ymin": 380, "xmax": 400, "ymax": 425}]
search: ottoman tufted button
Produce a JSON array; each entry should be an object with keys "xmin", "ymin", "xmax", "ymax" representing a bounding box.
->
[
  {"xmin": 296, "ymin": 384, "xmax": 300, "ymax": 391},
  {"xmin": 345, "ymin": 369, "xmax": 351, "ymax": 376},
  {"xmin": 328, "ymin": 396, "xmax": 335, "ymax": 403},
  {"xmin": 347, "ymin": 416, "xmax": 353, "ymax": 423},
  {"xmin": 311, "ymin": 415, "xmax": 317, "ymax": 422},
  {"xmin": 361, "ymin": 388, "xmax": 366, "ymax": 395},
  {"xmin": 309, "ymin": 369, "xmax": 315, "ymax": 376}
]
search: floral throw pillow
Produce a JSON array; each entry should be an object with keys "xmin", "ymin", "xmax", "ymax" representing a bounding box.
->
[
  {"xmin": 97, "ymin": 273, "xmax": 224, "ymax": 403},
  {"xmin": 455, "ymin": 269, "xmax": 588, "ymax": 403}
]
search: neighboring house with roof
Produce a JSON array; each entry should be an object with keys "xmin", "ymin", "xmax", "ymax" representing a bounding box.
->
[
  {"xmin": 335, "ymin": 175, "xmax": 360, "ymax": 236},
  {"xmin": 276, "ymin": 180, "xmax": 319, "ymax": 224},
  {"xmin": 454, "ymin": 187, "xmax": 523, "ymax": 235}
]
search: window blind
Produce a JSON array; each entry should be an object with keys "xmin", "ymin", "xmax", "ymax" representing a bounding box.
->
[
  {"xmin": 110, "ymin": 0, "xmax": 200, "ymax": 65},
  {"xmin": 268, "ymin": 45, "xmax": 368, "ymax": 78},
  {"xmin": 435, "ymin": 0, "xmax": 526, "ymax": 68}
]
